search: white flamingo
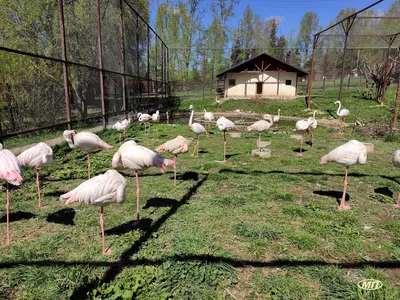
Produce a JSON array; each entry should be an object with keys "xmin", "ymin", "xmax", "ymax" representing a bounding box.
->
[
  {"xmin": 189, "ymin": 105, "xmax": 207, "ymax": 157},
  {"xmin": 321, "ymin": 140, "xmax": 367, "ymax": 210},
  {"xmin": 295, "ymin": 117, "xmax": 314, "ymax": 155},
  {"xmin": 392, "ymin": 150, "xmax": 400, "ymax": 207},
  {"xmin": 113, "ymin": 118, "xmax": 131, "ymax": 142},
  {"xmin": 155, "ymin": 136, "xmax": 190, "ymax": 186},
  {"xmin": 60, "ymin": 170, "xmax": 126, "ymax": 255},
  {"xmin": 247, "ymin": 115, "xmax": 274, "ymax": 151},
  {"xmin": 310, "ymin": 110, "xmax": 318, "ymax": 148},
  {"xmin": 273, "ymin": 109, "xmax": 281, "ymax": 123},
  {"xmin": 137, "ymin": 112, "xmax": 152, "ymax": 135},
  {"xmin": 217, "ymin": 116, "xmax": 236, "ymax": 162},
  {"xmin": 112, "ymin": 140, "xmax": 173, "ymax": 220},
  {"xmin": 0, "ymin": 143, "xmax": 23, "ymax": 245},
  {"xmin": 203, "ymin": 109, "xmax": 214, "ymax": 122},
  {"xmin": 335, "ymin": 100, "xmax": 349, "ymax": 134},
  {"xmin": 63, "ymin": 130, "xmax": 114, "ymax": 178},
  {"xmin": 17, "ymin": 142, "xmax": 53, "ymax": 208},
  {"xmin": 152, "ymin": 110, "xmax": 160, "ymax": 139}
]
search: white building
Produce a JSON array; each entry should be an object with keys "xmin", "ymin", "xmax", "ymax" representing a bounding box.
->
[{"xmin": 216, "ymin": 53, "xmax": 308, "ymax": 98}]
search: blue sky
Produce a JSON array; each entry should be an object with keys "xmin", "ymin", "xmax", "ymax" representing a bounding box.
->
[{"xmin": 150, "ymin": 0, "xmax": 393, "ymax": 37}]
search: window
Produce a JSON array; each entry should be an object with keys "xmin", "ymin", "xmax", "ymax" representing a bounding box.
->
[
  {"xmin": 229, "ymin": 79, "xmax": 236, "ymax": 86},
  {"xmin": 285, "ymin": 79, "xmax": 292, "ymax": 86}
]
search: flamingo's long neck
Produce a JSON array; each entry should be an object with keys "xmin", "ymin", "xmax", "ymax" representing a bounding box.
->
[
  {"xmin": 336, "ymin": 102, "xmax": 342, "ymax": 115},
  {"xmin": 278, "ymin": 109, "xmax": 280, "ymax": 117},
  {"xmin": 189, "ymin": 109, "xmax": 194, "ymax": 127},
  {"xmin": 313, "ymin": 111, "xmax": 316, "ymax": 118}
]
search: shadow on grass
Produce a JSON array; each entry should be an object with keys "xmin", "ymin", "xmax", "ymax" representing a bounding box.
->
[
  {"xmin": 172, "ymin": 171, "xmax": 199, "ymax": 182},
  {"xmin": 46, "ymin": 208, "xmax": 76, "ymax": 226},
  {"xmin": 374, "ymin": 187, "xmax": 393, "ymax": 198},
  {"xmin": 313, "ymin": 190, "xmax": 350, "ymax": 205},
  {"xmin": 104, "ymin": 218, "xmax": 152, "ymax": 236},
  {"xmin": 293, "ymin": 147, "xmax": 309, "ymax": 153},
  {"xmin": 143, "ymin": 198, "xmax": 179, "ymax": 209},
  {"xmin": 0, "ymin": 211, "xmax": 36, "ymax": 223}
]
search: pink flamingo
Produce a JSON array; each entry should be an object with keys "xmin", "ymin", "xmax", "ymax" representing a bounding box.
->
[
  {"xmin": 0, "ymin": 143, "xmax": 23, "ymax": 245},
  {"xmin": 321, "ymin": 140, "xmax": 367, "ymax": 210},
  {"xmin": 63, "ymin": 130, "xmax": 114, "ymax": 178},
  {"xmin": 189, "ymin": 105, "xmax": 207, "ymax": 157},
  {"xmin": 295, "ymin": 117, "xmax": 314, "ymax": 155},
  {"xmin": 113, "ymin": 118, "xmax": 131, "ymax": 142},
  {"xmin": 217, "ymin": 116, "xmax": 235, "ymax": 162},
  {"xmin": 60, "ymin": 170, "xmax": 126, "ymax": 255},
  {"xmin": 247, "ymin": 115, "xmax": 274, "ymax": 151},
  {"xmin": 137, "ymin": 112, "xmax": 152, "ymax": 135},
  {"xmin": 151, "ymin": 110, "xmax": 160, "ymax": 139},
  {"xmin": 155, "ymin": 136, "xmax": 189, "ymax": 186},
  {"xmin": 17, "ymin": 142, "xmax": 53, "ymax": 208},
  {"xmin": 112, "ymin": 140, "xmax": 173, "ymax": 220}
]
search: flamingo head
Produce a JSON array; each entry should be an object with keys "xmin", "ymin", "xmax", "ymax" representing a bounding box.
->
[
  {"xmin": 189, "ymin": 104, "xmax": 193, "ymax": 110},
  {"xmin": 334, "ymin": 100, "xmax": 340, "ymax": 105}
]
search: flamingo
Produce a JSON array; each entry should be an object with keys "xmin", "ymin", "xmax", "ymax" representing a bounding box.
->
[
  {"xmin": 310, "ymin": 110, "xmax": 318, "ymax": 148},
  {"xmin": 112, "ymin": 140, "xmax": 173, "ymax": 220},
  {"xmin": 166, "ymin": 111, "xmax": 170, "ymax": 124},
  {"xmin": 216, "ymin": 97, "xmax": 221, "ymax": 107},
  {"xmin": 273, "ymin": 109, "xmax": 281, "ymax": 123},
  {"xmin": 189, "ymin": 105, "xmax": 207, "ymax": 157},
  {"xmin": 60, "ymin": 170, "xmax": 126, "ymax": 255},
  {"xmin": 335, "ymin": 100, "xmax": 349, "ymax": 134},
  {"xmin": 155, "ymin": 136, "xmax": 189, "ymax": 186},
  {"xmin": 0, "ymin": 143, "xmax": 23, "ymax": 245},
  {"xmin": 151, "ymin": 110, "xmax": 160, "ymax": 139},
  {"xmin": 392, "ymin": 150, "xmax": 400, "ymax": 207},
  {"xmin": 63, "ymin": 130, "xmax": 114, "ymax": 179},
  {"xmin": 295, "ymin": 117, "xmax": 314, "ymax": 155},
  {"xmin": 137, "ymin": 112, "xmax": 152, "ymax": 135},
  {"xmin": 217, "ymin": 116, "xmax": 236, "ymax": 162},
  {"xmin": 247, "ymin": 115, "xmax": 274, "ymax": 151},
  {"xmin": 17, "ymin": 142, "xmax": 53, "ymax": 208},
  {"xmin": 112, "ymin": 118, "xmax": 131, "ymax": 142},
  {"xmin": 203, "ymin": 109, "xmax": 214, "ymax": 122},
  {"xmin": 321, "ymin": 140, "xmax": 367, "ymax": 210}
]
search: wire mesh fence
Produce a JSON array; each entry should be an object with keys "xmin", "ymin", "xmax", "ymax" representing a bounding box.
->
[{"xmin": 0, "ymin": 0, "xmax": 178, "ymax": 141}]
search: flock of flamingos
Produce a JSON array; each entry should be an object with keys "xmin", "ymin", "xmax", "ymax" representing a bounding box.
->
[{"xmin": 0, "ymin": 100, "xmax": 399, "ymax": 254}]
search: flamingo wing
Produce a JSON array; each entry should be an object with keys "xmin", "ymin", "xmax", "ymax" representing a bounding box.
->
[
  {"xmin": 0, "ymin": 148, "xmax": 23, "ymax": 185},
  {"xmin": 17, "ymin": 142, "xmax": 53, "ymax": 168}
]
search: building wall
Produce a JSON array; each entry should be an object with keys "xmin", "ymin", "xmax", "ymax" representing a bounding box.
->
[{"xmin": 224, "ymin": 71, "xmax": 298, "ymax": 97}]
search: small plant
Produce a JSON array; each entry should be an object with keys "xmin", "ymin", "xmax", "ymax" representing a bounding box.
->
[{"xmin": 383, "ymin": 132, "xmax": 400, "ymax": 142}]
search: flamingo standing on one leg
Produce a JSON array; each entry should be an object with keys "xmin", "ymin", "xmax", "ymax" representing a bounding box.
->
[
  {"xmin": 189, "ymin": 105, "xmax": 207, "ymax": 157},
  {"xmin": 152, "ymin": 110, "xmax": 160, "ymax": 139},
  {"xmin": 63, "ymin": 130, "xmax": 114, "ymax": 179},
  {"xmin": 217, "ymin": 116, "xmax": 236, "ymax": 162},
  {"xmin": 335, "ymin": 100, "xmax": 349, "ymax": 134},
  {"xmin": 247, "ymin": 115, "xmax": 274, "ymax": 151},
  {"xmin": 310, "ymin": 110, "xmax": 318, "ymax": 148},
  {"xmin": 112, "ymin": 140, "xmax": 173, "ymax": 220},
  {"xmin": 320, "ymin": 140, "xmax": 367, "ymax": 210},
  {"xmin": 155, "ymin": 135, "xmax": 189, "ymax": 186},
  {"xmin": 17, "ymin": 142, "xmax": 53, "ymax": 208},
  {"xmin": 137, "ymin": 112, "xmax": 152, "ymax": 135},
  {"xmin": 60, "ymin": 170, "xmax": 126, "ymax": 255},
  {"xmin": 392, "ymin": 149, "xmax": 400, "ymax": 207},
  {"xmin": 295, "ymin": 117, "xmax": 314, "ymax": 156},
  {"xmin": 0, "ymin": 143, "xmax": 23, "ymax": 245}
]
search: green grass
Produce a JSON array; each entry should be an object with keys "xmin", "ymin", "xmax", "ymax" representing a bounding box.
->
[{"xmin": 1, "ymin": 90, "xmax": 400, "ymax": 299}]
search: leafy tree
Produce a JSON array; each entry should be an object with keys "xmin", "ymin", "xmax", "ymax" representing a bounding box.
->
[{"xmin": 296, "ymin": 12, "xmax": 319, "ymax": 66}]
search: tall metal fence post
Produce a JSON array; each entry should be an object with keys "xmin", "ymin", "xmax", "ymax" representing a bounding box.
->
[
  {"xmin": 58, "ymin": 0, "xmax": 72, "ymax": 130},
  {"xmin": 120, "ymin": 0, "xmax": 127, "ymax": 118},
  {"xmin": 96, "ymin": 0, "xmax": 106, "ymax": 128}
]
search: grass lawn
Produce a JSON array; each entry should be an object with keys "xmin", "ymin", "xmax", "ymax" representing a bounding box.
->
[{"xmin": 1, "ymin": 89, "xmax": 400, "ymax": 299}]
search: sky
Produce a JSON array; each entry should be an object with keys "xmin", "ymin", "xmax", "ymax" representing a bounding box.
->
[{"xmin": 150, "ymin": 0, "xmax": 394, "ymax": 37}]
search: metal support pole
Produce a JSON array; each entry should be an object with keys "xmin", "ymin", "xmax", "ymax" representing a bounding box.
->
[
  {"xmin": 322, "ymin": 48, "xmax": 328, "ymax": 92},
  {"xmin": 147, "ymin": 26, "xmax": 150, "ymax": 111},
  {"xmin": 58, "ymin": 0, "xmax": 72, "ymax": 130},
  {"xmin": 120, "ymin": 0, "xmax": 127, "ymax": 118},
  {"xmin": 96, "ymin": 0, "xmax": 106, "ymax": 128},
  {"xmin": 307, "ymin": 35, "xmax": 317, "ymax": 109}
]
